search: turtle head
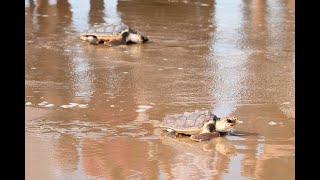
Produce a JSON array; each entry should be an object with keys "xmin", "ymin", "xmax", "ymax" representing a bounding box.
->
[
  {"xmin": 136, "ymin": 31, "xmax": 148, "ymax": 42},
  {"xmin": 215, "ymin": 116, "xmax": 238, "ymax": 133},
  {"xmin": 119, "ymin": 28, "xmax": 148, "ymax": 44},
  {"xmin": 127, "ymin": 32, "xmax": 148, "ymax": 43}
]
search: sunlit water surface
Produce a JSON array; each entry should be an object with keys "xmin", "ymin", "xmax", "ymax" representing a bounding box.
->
[{"xmin": 25, "ymin": 0, "xmax": 295, "ymax": 179}]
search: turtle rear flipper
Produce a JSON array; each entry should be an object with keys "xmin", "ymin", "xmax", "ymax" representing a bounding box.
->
[{"xmin": 190, "ymin": 132, "xmax": 220, "ymax": 142}]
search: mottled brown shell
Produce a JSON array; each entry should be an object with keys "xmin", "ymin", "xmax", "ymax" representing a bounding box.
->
[
  {"xmin": 160, "ymin": 110, "xmax": 217, "ymax": 131},
  {"xmin": 83, "ymin": 22, "xmax": 130, "ymax": 36},
  {"xmin": 79, "ymin": 22, "xmax": 148, "ymax": 45}
]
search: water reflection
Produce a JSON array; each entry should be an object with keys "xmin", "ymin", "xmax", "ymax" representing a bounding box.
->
[
  {"xmin": 235, "ymin": 0, "xmax": 294, "ymax": 179},
  {"xmin": 208, "ymin": 0, "xmax": 248, "ymax": 117},
  {"xmin": 159, "ymin": 136, "xmax": 237, "ymax": 179},
  {"xmin": 82, "ymin": 138, "xmax": 160, "ymax": 179},
  {"xmin": 69, "ymin": 0, "xmax": 89, "ymax": 30},
  {"xmin": 80, "ymin": 136, "xmax": 239, "ymax": 179},
  {"xmin": 56, "ymin": 0, "xmax": 72, "ymax": 26},
  {"xmin": 25, "ymin": 0, "xmax": 75, "ymax": 105},
  {"xmin": 25, "ymin": 0, "xmax": 295, "ymax": 179},
  {"xmin": 104, "ymin": 0, "xmax": 122, "ymax": 24},
  {"xmin": 69, "ymin": 56, "xmax": 94, "ymax": 101},
  {"xmin": 54, "ymin": 134, "xmax": 80, "ymax": 172},
  {"xmin": 89, "ymin": 0, "xmax": 105, "ymax": 24},
  {"xmin": 25, "ymin": 0, "xmax": 37, "ymax": 8}
]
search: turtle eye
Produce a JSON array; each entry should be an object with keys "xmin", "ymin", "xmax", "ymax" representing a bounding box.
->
[
  {"xmin": 227, "ymin": 119, "xmax": 233, "ymax": 123},
  {"xmin": 141, "ymin": 35, "xmax": 148, "ymax": 41}
]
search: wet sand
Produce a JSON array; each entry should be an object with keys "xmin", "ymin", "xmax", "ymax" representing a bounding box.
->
[{"xmin": 26, "ymin": 0, "xmax": 294, "ymax": 179}]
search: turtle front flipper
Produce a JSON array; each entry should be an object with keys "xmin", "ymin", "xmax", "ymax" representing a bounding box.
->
[
  {"xmin": 163, "ymin": 129, "xmax": 178, "ymax": 138},
  {"xmin": 89, "ymin": 37, "xmax": 99, "ymax": 45},
  {"xmin": 190, "ymin": 132, "xmax": 220, "ymax": 142}
]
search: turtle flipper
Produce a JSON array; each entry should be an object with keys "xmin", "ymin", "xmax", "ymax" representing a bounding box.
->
[
  {"xmin": 163, "ymin": 129, "xmax": 178, "ymax": 138},
  {"xmin": 190, "ymin": 132, "xmax": 220, "ymax": 142},
  {"xmin": 89, "ymin": 37, "xmax": 99, "ymax": 45}
]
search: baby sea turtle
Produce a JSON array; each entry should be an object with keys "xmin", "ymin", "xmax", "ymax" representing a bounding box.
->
[
  {"xmin": 79, "ymin": 23, "xmax": 148, "ymax": 46},
  {"xmin": 159, "ymin": 110, "xmax": 238, "ymax": 142}
]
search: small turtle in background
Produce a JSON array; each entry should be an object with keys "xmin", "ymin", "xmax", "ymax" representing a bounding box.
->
[
  {"xmin": 159, "ymin": 110, "xmax": 238, "ymax": 142},
  {"xmin": 79, "ymin": 23, "xmax": 148, "ymax": 46}
]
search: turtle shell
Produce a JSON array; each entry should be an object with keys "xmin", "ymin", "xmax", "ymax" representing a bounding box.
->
[
  {"xmin": 83, "ymin": 22, "xmax": 130, "ymax": 36},
  {"xmin": 79, "ymin": 22, "xmax": 148, "ymax": 45},
  {"xmin": 160, "ymin": 110, "xmax": 217, "ymax": 132}
]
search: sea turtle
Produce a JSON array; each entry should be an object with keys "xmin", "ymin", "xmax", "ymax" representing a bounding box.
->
[
  {"xmin": 79, "ymin": 23, "xmax": 148, "ymax": 46},
  {"xmin": 159, "ymin": 110, "xmax": 238, "ymax": 142}
]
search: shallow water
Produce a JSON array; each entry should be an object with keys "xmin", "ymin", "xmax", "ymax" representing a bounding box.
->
[{"xmin": 25, "ymin": 0, "xmax": 295, "ymax": 179}]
